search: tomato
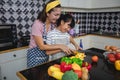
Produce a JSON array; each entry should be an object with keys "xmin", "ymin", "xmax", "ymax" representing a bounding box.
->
[
  {"xmin": 107, "ymin": 53, "xmax": 115, "ymax": 58},
  {"xmin": 82, "ymin": 62, "xmax": 92, "ymax": 71},
  {"xmin": 74, "ymin": 70, "xmax": 82, "ymax": 78},
  {"xmin": 109, "ymin": 57, "xmax": 116, "ymax": 63},
  {"xmin": 115, "ymin": 53, "xmax": 120, "ymax": 60},
  {"xmin": 91, "ymin": 55, "xmax": 99, "ymax": 62}
]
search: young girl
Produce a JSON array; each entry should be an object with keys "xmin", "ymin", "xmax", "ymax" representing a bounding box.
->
[{"xmin": 46, "ymin": 14, "xmax": 82, "ymax": 61}]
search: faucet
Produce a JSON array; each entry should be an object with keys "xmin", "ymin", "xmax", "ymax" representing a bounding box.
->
[{"xmin": 111, "ymin": 23, "xmax": 119, "ymax": 36}]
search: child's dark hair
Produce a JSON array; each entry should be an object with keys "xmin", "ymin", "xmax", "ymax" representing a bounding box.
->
[{"xmin": 56, "ymin": 14, "xmax": 75, "ymax": 28}]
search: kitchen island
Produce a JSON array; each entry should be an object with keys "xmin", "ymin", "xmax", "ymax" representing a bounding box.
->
[
  {"xmin": 0, "ymin": 33, "xmax": 120, "ymax": 80},
  {"xmin": 16, "ymin": 48, "xmax": 120, "ymax": 80}
]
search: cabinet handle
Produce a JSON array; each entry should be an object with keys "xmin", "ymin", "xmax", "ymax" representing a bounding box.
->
[
  {"xmin": 3, "ymin": 76, "xmax": 7, "ymax": 80},
  {"xmin": 13, "ymin": 54, "xmax": 16, "ymax": 57}
]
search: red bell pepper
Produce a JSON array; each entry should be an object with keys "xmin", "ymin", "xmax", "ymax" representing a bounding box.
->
[
  {"xmin": 60, "ymin": 62, "xmax": 72, "ymax": 72},
  {"xmin": 82, "ymin": 62, "xmax": 92, "ymax": 71}
]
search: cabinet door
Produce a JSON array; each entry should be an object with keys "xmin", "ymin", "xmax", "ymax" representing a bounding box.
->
[
  {"xmin": 0, "ymin": 48, "xmax": 28, "ymax": 80},
  {"xmin": 69, "ymin": 0, "xmax": 90, "ymax": 8},
  {"xmin": 60, "ymin": 0, "xmax": 69, "ymax": 7},
  {"xmin": 0, "ymin": 58, "xmax": 27, "ymax": 80},
  {"xmin": 91, "ymin": 0, "xmax": 120, "ymax": 8}
]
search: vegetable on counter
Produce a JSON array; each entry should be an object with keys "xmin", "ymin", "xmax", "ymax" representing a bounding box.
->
[
  {"xmin": 47, "ymin": 53, "xmax": 89, "ymax": 80},
  {"xmin": 115, "ymin": 60, "xmax": 120, "ymax": 71},
  {"xmin": 60, "ymin": 62, "xmax": 72, "ymax": 72},
  {"xmin": 81, "ymin": 67, "xmax": 89, "ymax": 80},
  {"xmin": 47, "ymin": 65, "xmax": 64, "ymax": 80},
  {"xmin": 72, "ymin": 58, "xmax": 83, "ymax": 67},
  {"xmin": 61, "ymin": 57, "xmax": 72, "ymax": 64},
  {"xmin": 61, "ymin": 56, "xmax": 83, "ymax": 67},
  {"xmin": 82, "ymin": 62, "xmax": 92, "ymax": 71},
  {"xmin": 62, "ymin": 70, "xmax": 78, "ymax": 80},
  {"xmin": 72, "ymin": 63, "xmax": 81, "ymax": 70}
]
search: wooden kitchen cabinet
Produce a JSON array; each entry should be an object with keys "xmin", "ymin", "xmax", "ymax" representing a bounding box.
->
[{"xmin": 0, "ymin": 48, "xmax": 28, "ymax": 80}]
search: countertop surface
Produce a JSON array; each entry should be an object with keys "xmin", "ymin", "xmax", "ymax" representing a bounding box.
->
[
  {"xmin": 90, "ymin": 32, "xmax": 120, "ymax": 39},
  {"xmin": 16, "ymin": 48, "xmax": 120, "ymax": 80},
  {"xmin": 0, "ymin": 46, "xmax": 29, "ymax": 54}
]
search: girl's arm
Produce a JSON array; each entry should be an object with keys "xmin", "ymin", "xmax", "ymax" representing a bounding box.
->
[{"xmin": 69, "ymin": 36, "xmax": 82, "ymax": 50}]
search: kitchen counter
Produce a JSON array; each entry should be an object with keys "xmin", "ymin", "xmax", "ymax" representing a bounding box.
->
[
  {"xmin": 0, "ymin": 46, "xmax": 29, "ymax": 54},
  {"xmin": 0, "ymin": 32, "xmax": 120, "ymax": 54},
  {"xmin": 73, "ymin": 32, "xmax": 120, "ymax": 39},
  {"xmin": 16, "ymin": 48, "xmax": 120, "ymax": 80},
  {"xmin": 90, "ymin": 32, "xmax": 120, "ymax": 39}
]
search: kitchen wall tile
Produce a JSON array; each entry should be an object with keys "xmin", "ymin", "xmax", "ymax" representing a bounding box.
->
[{"xmin": 0, "ymin": 0, "xmax": 120, "ymax": 39}]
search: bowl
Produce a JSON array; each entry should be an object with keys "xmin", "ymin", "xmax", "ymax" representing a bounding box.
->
[
  {"xmin": 103, "ymin": 51, "xmax": 115, "ymax": 59},
  {"xmin": 103, "ymin": 51, "xmax": 116, "ymax": 64}
]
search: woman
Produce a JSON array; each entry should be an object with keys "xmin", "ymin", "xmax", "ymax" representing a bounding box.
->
[
  {"xmin": 46, "ymin": 14, "xmax": 81, "ymax": 61},
  {"xmin": 27, "ymin": 0, "xmax": 73, "ymax": 68}
]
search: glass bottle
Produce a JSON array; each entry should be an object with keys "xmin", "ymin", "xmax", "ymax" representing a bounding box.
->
[{"xmin": 80, "ymin": 39, "xmax": 83, "ymax": 49}]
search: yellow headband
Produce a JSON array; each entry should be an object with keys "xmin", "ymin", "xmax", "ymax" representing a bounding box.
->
[{"xmin": 46, "ymin": 0, "xmax": 60, "ymax": 13}]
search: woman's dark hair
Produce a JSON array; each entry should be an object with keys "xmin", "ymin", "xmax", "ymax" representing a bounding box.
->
[
  {"xmin": 56, "ymin": 14, "xmax": 75, "ymax": 28},
  {"xmin": 37, "ymin": 0, "xmax": 61, "ymax": 23}
]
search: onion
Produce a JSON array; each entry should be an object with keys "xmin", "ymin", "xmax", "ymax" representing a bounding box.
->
[
  {"xmin": 110, "ymin": 46, "xmax": 118, "ymax": 51},
  {"xmin": 105, "ymin": 45, "xmax": 110, "ymax": 50},
  {"xmin": 116, "ymin": 48, "xmax": 120, "ymax": 53}
]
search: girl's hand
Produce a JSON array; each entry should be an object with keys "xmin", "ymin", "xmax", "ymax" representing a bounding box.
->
[{"xmin": 75, "ymin": 45, "xmax": 83, "ymax": 50}]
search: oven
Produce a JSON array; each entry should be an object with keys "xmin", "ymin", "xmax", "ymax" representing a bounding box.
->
[{"xmin": 0, "ymin": 24, "xmax": 17, "ymax": 51}]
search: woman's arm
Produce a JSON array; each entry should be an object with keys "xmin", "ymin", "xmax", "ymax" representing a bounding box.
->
[
  {"xmin": 46, "ymin": 49, "xmax": 61, "ymax": 55},
  {"xmin": 33, "ymin": 35, "xmax": 72, "ymax": 55}
]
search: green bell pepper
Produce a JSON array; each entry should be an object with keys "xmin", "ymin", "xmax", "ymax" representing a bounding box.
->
[
  {"xmin": 61, "ymin": 57, "xmax": 72, "ymax": 64},
  {"xmin": 72, "ymin": 58, "xmax": 82, "ymax": 66}
]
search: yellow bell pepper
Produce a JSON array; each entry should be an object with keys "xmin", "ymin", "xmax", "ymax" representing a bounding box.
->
[
  {"xmin": 72, "ymin": 63, "xmax": 81, "ymax": 70},
  {"xmin": 52, "ymin": 71, "xmax": 64, "ymax": 80},
  {"xmin": 115, "ymin": 60, "xmax": 120, "ymax": 71}
]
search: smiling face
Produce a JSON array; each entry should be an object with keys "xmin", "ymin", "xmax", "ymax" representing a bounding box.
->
[
  {"xmin": 56, "ymin": 14, "xmax": 75, "ymax": 33},
  {"xmin": 59, "ymin": 20, "xmax": 72, "ymax": 33},
  {"xmin": 47, "ymin": 7, "xmax": 61, "ymax": 23}
]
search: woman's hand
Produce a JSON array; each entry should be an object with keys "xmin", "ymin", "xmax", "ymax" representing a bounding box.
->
[{"xmin": 59, "ymin": 44, "xmax": 73, "ymax": 55}]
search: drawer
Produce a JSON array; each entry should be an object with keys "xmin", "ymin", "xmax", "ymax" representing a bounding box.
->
[{"xmin": 0, "ymin": 49, "xmax": 28, "ymax": 63}]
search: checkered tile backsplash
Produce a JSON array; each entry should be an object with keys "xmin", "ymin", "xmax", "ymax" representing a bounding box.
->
[
  {"xmin": 0, "ymin": 0, "xmax": 48, "ymax": 39},
  {"xmin": 0, "ymin": 0, "xmax": 120, "ymax": 39},
  {"xmin": 68, "ymin": 12, "xmax": 120, "ymax": 34}
]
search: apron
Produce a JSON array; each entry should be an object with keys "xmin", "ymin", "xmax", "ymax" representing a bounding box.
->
[{"xmin": 27, "ymin": 23, "xmax": 53, "ymax": 68}]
